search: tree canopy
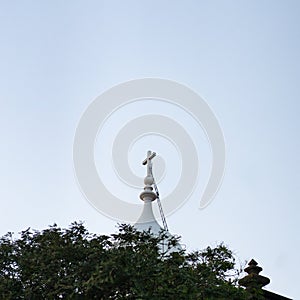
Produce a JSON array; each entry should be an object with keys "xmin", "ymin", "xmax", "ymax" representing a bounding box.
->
[{"xmin": 0, "ymin": 222, "xmax": 248, "ymax": 299}]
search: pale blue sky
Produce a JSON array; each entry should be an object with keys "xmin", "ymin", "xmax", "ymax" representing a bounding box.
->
[{"xmin": 0, "ymin": 1, "xmax": 299, "ymax": 298}]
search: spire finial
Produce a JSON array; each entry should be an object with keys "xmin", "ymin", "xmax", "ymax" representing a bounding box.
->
[
  {"xmin": 142, "ymin": 150, "xmax": 156, "ymax": 187},
  {"xmin": 142, "ymin": 150, "xmax": 156, "ymax": 179},
  {"xmin": 140, "ymin": 150, "xmax": 157, "ymax": 202}
]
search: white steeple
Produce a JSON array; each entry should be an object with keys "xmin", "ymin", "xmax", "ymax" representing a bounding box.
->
[
  {"xmin": 134, "ymin": 151, "xmax": 182, "ymax": 253},
  {"xmin": 135, "ymin": 151, "xmax": 163, "ymax": 234}
]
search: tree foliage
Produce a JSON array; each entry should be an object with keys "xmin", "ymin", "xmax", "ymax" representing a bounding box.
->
[{"xmin": 0, "ymin": 222, "xmax": 248, "ymax": 299}]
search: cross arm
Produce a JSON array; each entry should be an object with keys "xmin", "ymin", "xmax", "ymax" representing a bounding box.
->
[{"xmin": 142, "ymin": 151, "xmax": 156, "ymax": 165}]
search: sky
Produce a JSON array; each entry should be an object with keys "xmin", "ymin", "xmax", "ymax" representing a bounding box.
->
[{"xmin": 0, "ymin": 1, "xmax": 300, "ymax": 298}]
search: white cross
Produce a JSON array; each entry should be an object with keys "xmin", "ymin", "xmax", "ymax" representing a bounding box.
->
[{"xmin": 142, "ymin": 150, "xmax": 156, "ymax": 177}]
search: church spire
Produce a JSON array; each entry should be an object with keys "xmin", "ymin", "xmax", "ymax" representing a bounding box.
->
[
  {"xmin": 135, "ymin": 151, "xmax": 182, "ymax": 252},
  {"xmin": 135, "ymin": 151, "xmax": 162, "ymax": 234}
]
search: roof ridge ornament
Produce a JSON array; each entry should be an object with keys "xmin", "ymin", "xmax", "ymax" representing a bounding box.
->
[{"xmin": 239, "ymin": 259, "xmax": 270, "ymax": 291}]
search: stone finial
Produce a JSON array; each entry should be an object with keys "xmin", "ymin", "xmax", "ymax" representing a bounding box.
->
[{"xmin": 239, "ymin": 259, "xmax": 270, "ymax": 290}]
